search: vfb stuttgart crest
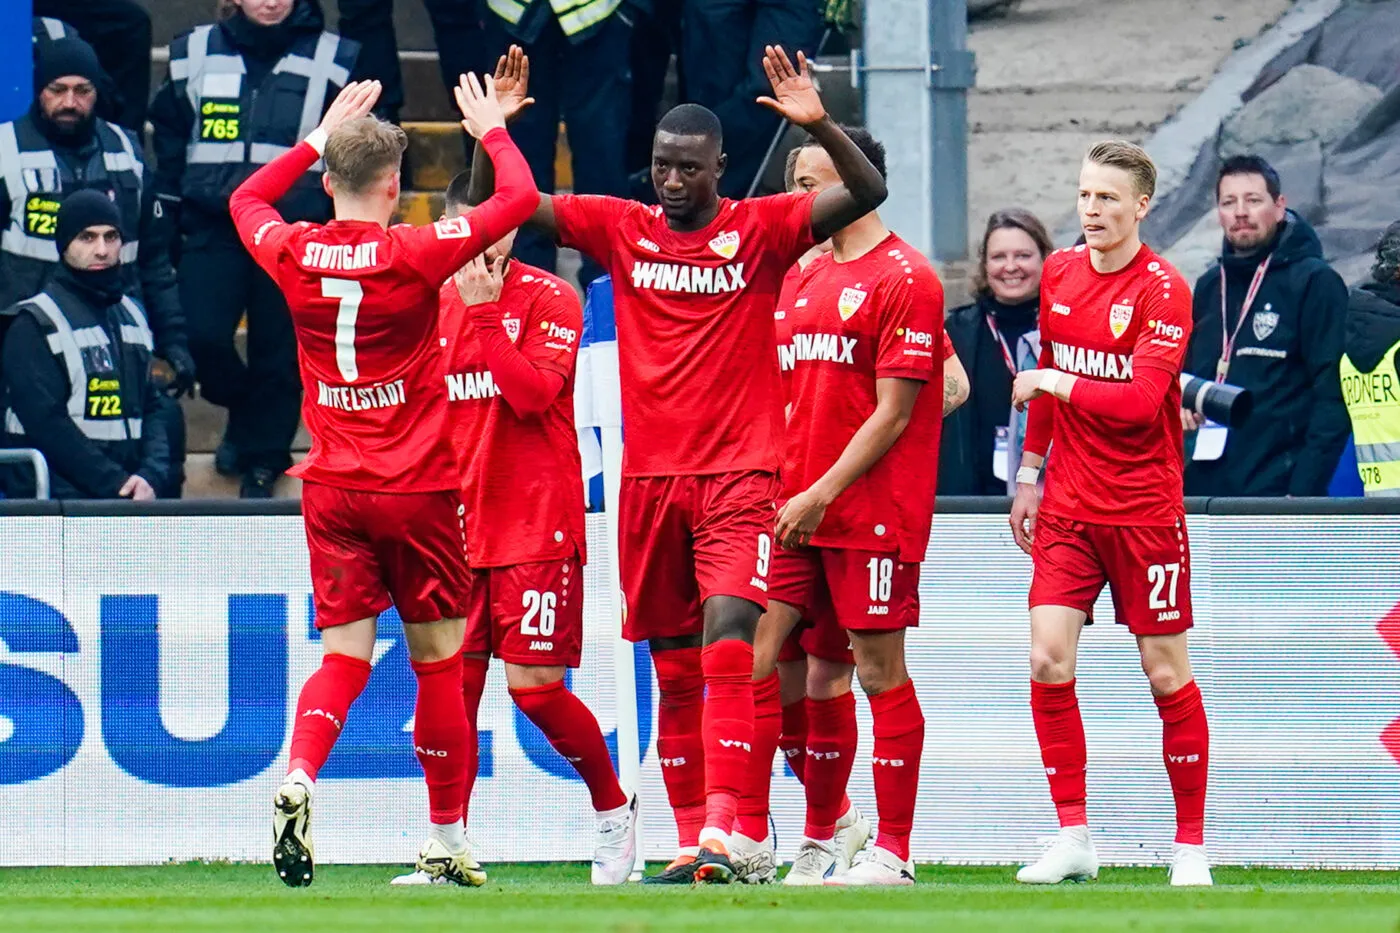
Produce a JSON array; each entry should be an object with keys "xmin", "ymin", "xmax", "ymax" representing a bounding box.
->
[
  {"xmin": 503, "ymin": 317, "xmax": 521, "ymax": 342},
  {"xmin": 1253, "ymin": 307, "xmax": 1279, "ymax": 341},
  {"xmin": 838, "ymin": 286, "xmax": 867, "ymax": 321},
  {"xmin": 708, "ymin": 230, "xmax": 740, "ymax": 259},
  {"xmin": 1109, "ymin": 302, "xmax": 1134, "ymax": 339}
]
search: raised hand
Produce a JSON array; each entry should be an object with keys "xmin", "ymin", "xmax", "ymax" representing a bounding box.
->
[
  {"xmin": 455, "ymin": 255, "xmax": 506, "ymax": 307},
  {"xmin": 316, "ymin": 80, "xmax": 382, "ymax": 137},
  {"xmin": 493, "ymin": 45, "xmax": 535, "ymax": 123},
  {"xmin": 454, "ymin": 72, "xmax": 507, "ymax": 140},
  {"xmin": 756, "ymin": 45, "xmax": 826, "ymax": 127}
]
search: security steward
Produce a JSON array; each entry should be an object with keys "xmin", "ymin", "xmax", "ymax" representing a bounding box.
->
[
  {"xmin": 0, "ymin": 37, "xmax": 194, "ymax": 396},
  {"xmin": 1341, "ymin": 221, "xmax": 1400, "ymax": 498},
  {"xmin": 1, "ymin": 191, "xmax": 180, "ymax": 501},
  {"xmin": 150, "ymin": 0, "xmax": 358, "ymax": 498}
]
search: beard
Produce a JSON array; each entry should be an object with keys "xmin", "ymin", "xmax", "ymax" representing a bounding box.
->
[{"xmin": 40, "ymin": 106, "xmax": 96, "ymax": 142}]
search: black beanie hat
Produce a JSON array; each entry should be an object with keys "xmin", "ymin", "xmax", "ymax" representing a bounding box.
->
[
  {"xmin": 35, "ymin": 37, "xmax": 104, "ymax": 91},
  {"xmin": 56, "ymin": 189, "xmax": 124, "ymax": 258}
]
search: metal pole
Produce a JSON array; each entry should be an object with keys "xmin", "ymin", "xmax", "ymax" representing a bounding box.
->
[
  {"xmin": 0, "ymin": 449, "xmax": 50, "ymax": 499},
  {"xmin": 862, "ymin": 0, "xmax": 974, "ymax": 260}
]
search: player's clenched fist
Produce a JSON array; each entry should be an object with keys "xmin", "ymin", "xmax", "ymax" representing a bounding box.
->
[
  {"xmin": 454, "ymin": 72, "xmax": 507, "ymax": 140},
  {"xmin": 756, "ymin": 45, "xmax": 827, "ymax": 127},
  {"xmin": 455, "ymin": 255, "xmax": 506, "ymax": 307},
  {"xmin": 316, "ymin": 80, "xmax": 382, "ymax": 137}
]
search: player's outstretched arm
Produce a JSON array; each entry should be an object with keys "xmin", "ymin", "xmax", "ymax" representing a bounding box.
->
[
  {"xmin": 775, "ymin": 376, "xmax": 922, "ymax": 549},
  {"xmin": 464, "ymin": 46, "xmax": 557, "ymax": 237},
  {"xmin": 756, "ymin": 45, "xmax": 888, "ymax": 242}
]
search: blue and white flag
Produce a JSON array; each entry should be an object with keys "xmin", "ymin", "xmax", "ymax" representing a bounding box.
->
[{"xmin": 575, "ymin": 276, "xmax": 621, "ymax": 511}]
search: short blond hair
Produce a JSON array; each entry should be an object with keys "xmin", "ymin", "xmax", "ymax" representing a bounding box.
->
[
  {"xmin": 1084, "ymin": 139, "xmax": 1157, "ymax": 199},
  {"xmin": 325, "ymin": 116, "xmax": 407, "ymax": 195}
]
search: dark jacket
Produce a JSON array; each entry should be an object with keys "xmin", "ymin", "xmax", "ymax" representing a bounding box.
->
[
  {"xmin": 149, "ymin": 1, "xmax": 357, "ymax": 247},
  {"xmin": 1344, "ymin": 279, "xmax": 1400, "ymax": 375},
  {"xmin": 1, "ymin": 266, "xmax": 178, "ymax": 499},
  {"xmin": 939, "ymin": 294, "xmax": 1039, "ymax": 495},
  {"xmin": 1184, "ymin": 211, "xmax": 1350, "ymax": 496}
]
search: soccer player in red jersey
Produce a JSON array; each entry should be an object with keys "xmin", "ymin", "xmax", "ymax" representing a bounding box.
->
[
  {"xmin": 1008, "ymin": 140, "xmax": 1212, "ymax": 887},
  {"xmin": 228, "ymin": 77, "xmax": 539, "ymax": 888},
  {"xmin": 423, "ymin": 171, "xmax": 637, "ymax": 886},
  {"xmin": 467, "ymin": 46, "xmax": 888, "ymax": 884},
  {"xmin": 748, "ymin": 129, "xmax": 962, "ymax": 886}
]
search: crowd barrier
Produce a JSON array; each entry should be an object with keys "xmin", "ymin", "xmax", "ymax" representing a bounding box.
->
[{"xmin": 2, "ymin": 498, "xmax": 1399, "ymax": 868}]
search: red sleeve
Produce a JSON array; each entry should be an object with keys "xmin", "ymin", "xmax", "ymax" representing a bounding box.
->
[
  {"xmin": 466, "ymin": 278, "xmax": 580, "ymax": 418},
  {"xmin": 517, "ymin": 277, "xmax": 583, "ymax": 380},
  {"xmin": 752, "ymin": 192, "xmax": 819, "ymax": 266},
  {"xmin": 402, "ymin": 127, "xmax": 539, "ymax": 284},
  {"xmin": 229, "ymin": 140, "xmax": 319, "ymax": 278},
  {"xmin": 552, "ymin": 194, "xmax": 631, "ymax": 261},
  {"xmin": 874, "ymin": 263, "xmax": 943, "ymax": 383},
  {"xmin": 1064, "ymin": 271, "xmax": 1190, "ymax": 424}
]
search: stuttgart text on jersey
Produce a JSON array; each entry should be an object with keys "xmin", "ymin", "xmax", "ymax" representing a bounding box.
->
[
  {"xmin": 316, "ymin": 379, "xmax": 407, "ymax": 411},
  {"xmin": 301, "ymin": 241, "xmax": 381, "ymax": 271}
]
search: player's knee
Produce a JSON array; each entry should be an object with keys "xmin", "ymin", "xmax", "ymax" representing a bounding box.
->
[
  {"xmin": 805, "ymin": 658, "xmax": 854, "ymax": 700},
  {"xmin": 1142, "ymin": 658, "xmax": 1188, "ymax": 696},
  {"xmin": 701, "ymin": 595, "xmax": 760, "ymax": 645},
  {"xmin": 854, "ymin": 654, "xmax": 906, "ymax": 696},
  {"xmin": 505, "ymin": 662, "xmax": 565, "ymax": 691},
  {"xmin": 1028, "ymin": 643, "xmax": 1074, "ymax": 683}
]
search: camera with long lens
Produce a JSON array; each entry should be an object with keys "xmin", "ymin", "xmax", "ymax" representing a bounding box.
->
[{"xmin": 1179, "ymin": 374, "xmax": 1252, "ymax": 427}]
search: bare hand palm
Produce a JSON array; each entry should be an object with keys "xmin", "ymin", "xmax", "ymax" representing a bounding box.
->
[
  {"xmin": 756, "ymin": 45, "xmax": 825, "ymax": 126},
  {"xmin": 493, "ymin": 45, "xmax": 535, "ymax": 121}
]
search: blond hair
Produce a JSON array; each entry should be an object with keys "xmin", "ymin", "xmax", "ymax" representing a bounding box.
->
[
  {"xmin": 325, "ymin": 116, "xmax": 407, "ymax": 195},
  {"xmin": 1084, "ymin": 140, "xmax": 1157, "ymax": 199}
]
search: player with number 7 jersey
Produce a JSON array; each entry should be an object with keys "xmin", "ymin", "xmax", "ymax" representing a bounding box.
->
[{"xmin": 229, "ymin": 78, "xmax": 539, "ymax": 890}]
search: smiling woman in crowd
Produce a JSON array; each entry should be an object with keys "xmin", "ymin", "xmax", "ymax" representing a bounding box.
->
[{"xmin": 939, "ymin": 209, "xmax": 1054, "ymax": 495}]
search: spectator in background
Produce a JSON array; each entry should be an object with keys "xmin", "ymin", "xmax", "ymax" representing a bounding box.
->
[
  {"xmin": 1, "ymin": 191, "xmax": 180, "ymax": 500},
  {"xmin": 681, "ymin": 0, "xmax": 823, "ymax": 198},
  {"xmin": 939, "ymin": 209, "xmax": 1052, "ymax": 495},
  {"xmin": 627, "ymin": 0, "xmax": 682, "ymax": 182},
  {"xmin": 1183, "ymin": 155, "xmax": 1350, "ymax": 497},
  {"xmin": 0, "ymin": 38, "xmax": 194, "ymax": 405},
  {"xmin": 150, "ymin": 0, "xmax": 359, "ymax": 499},
  {"xmin": 1340, "ymin": 221, "xmax": 1400, "ymax": 498},
  {"xmin": 484, "ymin": 0, "xmax": 634, "ymax": 284},
  {"xmin": 32, "ymin": 1, "xmax": 152, "ymax": 134}
]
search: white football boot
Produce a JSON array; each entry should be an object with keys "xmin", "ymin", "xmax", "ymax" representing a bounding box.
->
[
  {"xmin": 1015, "ymin": 826, "xmax": 1099, "ymax": 884},
  {"xmin": 729, "ymin": 830, "xmax": 778, "ymax": 884},
  {"xmin": 783, "ymin": 837, "xmax": 837, "ymax": 886},
  {"xmin": 591, "ymin": 794, "xmax": 639, "ymax": 885},
  {"xmin": 1169, "ymin": 843, "xmax": 1213, "ymax": 886},
  {"xmin": 833, "ymin": 805, "xmax": 872, "ymax": 874},
  {"xmin": 272, "ymin": 779, "xmax": 314, "ymax": 887},
  {"xmin": 824, "ymin": 844, "xmax": 915, "ymax": 886},
  {"xmin": 390, "ymin": 836, "xmax": 487, "ymax": 887}
]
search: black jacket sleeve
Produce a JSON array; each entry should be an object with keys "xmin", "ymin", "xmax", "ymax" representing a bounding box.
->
[
  {"xmin": 136, "ymin": 380, "xmax": 177, "ymax": 493},
  {"xmin": 1290, "ymin": 264, "xmax": 1352, "ymax": 496},
  {"xmin": 148, "ymin": 69, "xmax": 192, "ymax": 231},
  {"xmin": 134, "ymin": 140, "xmax": 188, "ymax": 358},
  {"xmin": 2, "ymin": 314, "xmax": 128, "ymax": 497}
]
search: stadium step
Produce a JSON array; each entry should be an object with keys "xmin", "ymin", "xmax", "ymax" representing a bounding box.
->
[{"xmin": 183, "ymin": 452, "xmax": 304, "ymax": 500}]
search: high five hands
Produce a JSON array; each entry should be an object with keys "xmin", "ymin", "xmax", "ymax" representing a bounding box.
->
[
  {"xmin": 492, "ymin": 45, "xmax": 535, "ymax": 124},
  {"xmin": 757, "ymin": 45, "xmax": 827, "ymax": 127},
  {"xmin": 454, "ymin": 72, "xmax": 507, "ymax": 140}
]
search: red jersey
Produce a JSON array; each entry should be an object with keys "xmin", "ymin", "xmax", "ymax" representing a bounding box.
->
[
  {"xmin": 1034, "ymin": 243, "xmax": 1192, "ymax": 524},
  {"xmin": 775, "ymin": 263, "xmax": 803, "ymax": 400},
  {"xmin": 230, "ymin": 128, "xmax": 536, "ymax": 492},
  {"xmin": 780, "ymin": 233, "xmax": 950, "ymax": 561},
  {"xmin": 439, "ymin": 262, "xmax": 586, "ymax": 567},
  {"xmin": 552, "ymin": 193, "xmax": 817, "ymax": 477}
]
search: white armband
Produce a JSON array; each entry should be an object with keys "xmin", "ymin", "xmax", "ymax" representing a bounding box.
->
[
  {"xmin": 304, "ymin": 127, "xmax": 329, "ymax": 156},
  {"xmin": 1038, "ymin": 370, "xmax": 1062, "ymax": 396},
  {"xmin": 1015, "ymin": 466, "xmax": 1041, "ymax": 486}
]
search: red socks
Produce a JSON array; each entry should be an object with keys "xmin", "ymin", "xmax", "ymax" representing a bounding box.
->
[
  {"xmin": 803, "ymin": 690, "xmax": 857, "ymax": 839},
  {"xmin": 779, "ymin": 699, "xmax": 807, "ymax": 782},
  {"xmin": 736, "ymin": 671, "xmax": 781, "ymax": 841},
  {"xmin": 411, "ymin": 652, "xmax": 468, "ymax": 825},
  {"xmin": 1155, "ymin": 679, "xmax": 1209, "ymax": 845},
  {"xmin": 1031, "ymin": 679, "xmax": 1088, "ymax": 828},
  {"xmin": 699, "ymin": 640, "xmax": 755, "ymax": 838},
  {"xmin": 288, "ymin": 652, "xmax": 372, "ymax": 780},
  {"xmin": 653, "ymin": 646, "xmax": 705, "ymax": 849},
  {"xmin": 511, "ymin": 679, "xmax": 628, "ymax": 812},
  {"xmin": 870, "ymin": 680, "xmax": 923, "ymax": 862},
  {"xmin": 460, "ymin": 655, "xmax": 489, "ymax": 817}
]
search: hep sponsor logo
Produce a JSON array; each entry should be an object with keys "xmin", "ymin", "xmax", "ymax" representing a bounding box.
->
[
  {"xmin": 899, "ymin": 328, "xmax": 934, "ymax": 348},
  {"xmin": 541, "ymin": 321, "xmax": 578, "ymax": 344},
  {"xmin": 1148, "ymin": 318, "xmax": 1184, "ymax": 343}
]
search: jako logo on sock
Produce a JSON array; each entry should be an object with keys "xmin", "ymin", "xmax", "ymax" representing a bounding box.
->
[
  {"xmin": 415, "ymin": 746, "xmax": 448, "ymax": 758},
  {"xmin": 301, "ymin": 708, "xmax": 343, "ymax": 730}
]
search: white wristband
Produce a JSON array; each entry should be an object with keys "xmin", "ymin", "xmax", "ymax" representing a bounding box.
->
[
  {"xmin": 1016, "ymin": 466, "xmax": 1041, "ymax": 486},
  {"xmin": 1038, "ymin": 370, "xmax": 1062, "ymax": 396},
  {"xmin": 304, "ymin": 127, "xmax": 329, "ymax": 156}
]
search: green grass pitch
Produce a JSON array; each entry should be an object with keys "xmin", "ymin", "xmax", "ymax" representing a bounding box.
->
[{"xmin": 4, "ymin": 862, "xmax": 1397, "ymax": 932}]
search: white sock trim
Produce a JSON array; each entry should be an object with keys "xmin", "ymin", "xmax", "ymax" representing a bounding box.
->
[{"xmin": 430, "ymin": 818, "xmax": 466, "ymax": 851}]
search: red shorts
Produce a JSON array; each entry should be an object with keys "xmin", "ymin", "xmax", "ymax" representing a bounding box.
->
[
  {"xmin": 302, "ymin": 483, "xmax": 472, "ymax": 629},
  {"xmin": 619, "ymin": 470, "xmax": 779, "ymax": 642},
  {"xmin": 464, "ymin": 552, "xmax": 584, "ymax": 666},
  {"xmin": 768, "ymin": 545, "xmax": 919, "ymax": 662},
  {"xmin": 1029, "ymin": 511, "xmax": 1193, "ymax": 635}
]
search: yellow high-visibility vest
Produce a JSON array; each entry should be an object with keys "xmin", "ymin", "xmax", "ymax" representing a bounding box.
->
[
  {"xmin": 1341, "ymin": 338, "xmax": 1400, "ymax": 496},
  {"xmin": 489, "ymin": 0, "xmax": 623, "ymax": 37}
]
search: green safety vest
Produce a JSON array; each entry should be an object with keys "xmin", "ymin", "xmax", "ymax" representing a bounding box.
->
[
  {"xmin": 1340, "ymin": 338, "xmax": 1400, "ymax": 497},
  {"xmin": 488, "ymin": 0, "xmax": 623, "ymax": 38}
]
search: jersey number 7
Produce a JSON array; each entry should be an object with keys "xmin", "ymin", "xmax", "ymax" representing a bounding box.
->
[{"xmin": 322, "ymin": 277, "xmax": 363, "ymax": 382}]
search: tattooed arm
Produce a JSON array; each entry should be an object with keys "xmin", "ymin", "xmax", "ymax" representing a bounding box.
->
[{"xmin": 943, "ymin": 348, "xmax": 970, "ymax": 416}]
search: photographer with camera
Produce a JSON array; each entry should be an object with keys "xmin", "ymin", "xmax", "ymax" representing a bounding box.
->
[{"xmin": 1182, "ymin": 155, "xmax": 1349, "ymax": 497}]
